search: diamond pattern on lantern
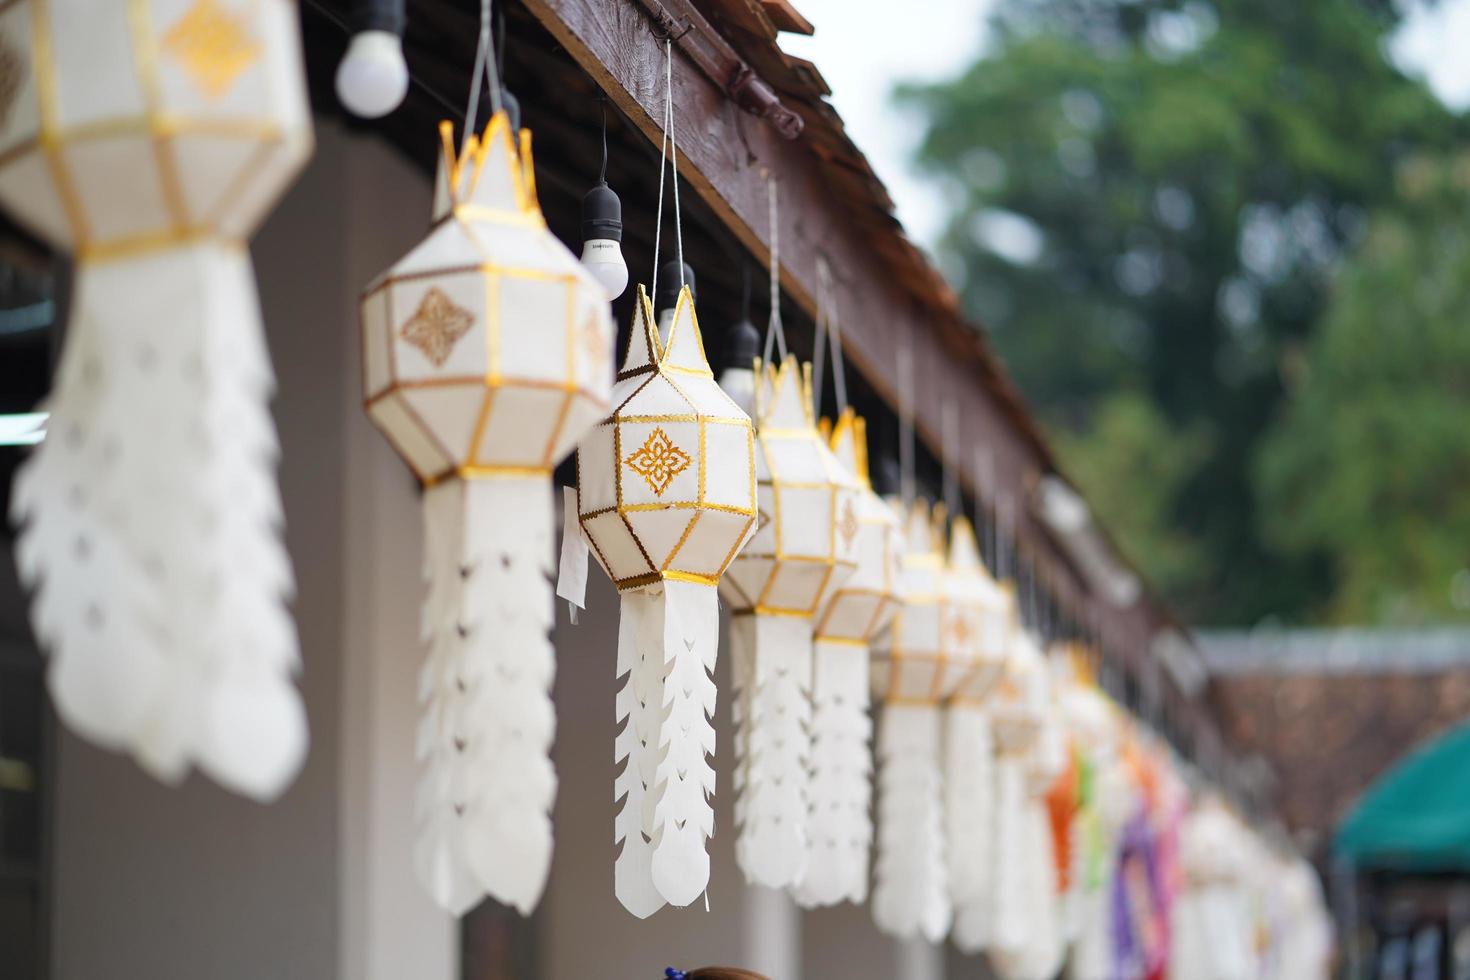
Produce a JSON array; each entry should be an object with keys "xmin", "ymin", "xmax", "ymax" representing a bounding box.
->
[
  {"xmin": 624, "ymin": 427, "xmax": 691, "ymax": 497},
  {"xmin": 162, "ymin": 0, "xmax": 261, "ymax": 100},
  {"xmin": 400, "ymin": 288, "xmax": 474, "ymax": 368},
  {"xmin": 837, "ymin": 497, "xmax": 859, "ymax": 550}
]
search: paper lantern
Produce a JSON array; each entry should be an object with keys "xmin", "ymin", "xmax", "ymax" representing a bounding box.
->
[
  {"xmin": 989, "ymin": 629, "xmax": 1067, "ymax": 979},
  {"xmin": 575, "ymin": 282, "xmax": 756, "ymax": 917},
  {"xmin": 869, "ymin": 499, "xmax": 951, "ymax": 941},
  {"xmin": 720, "ymin": 355, "xmax": 860, "ymax": 889},
  {"xmin": 795, "ymin": 408, "xmax": 901, "ymax": 909},
  {"xmin": 3, "ymin": 0, "xmax": 311, "ymax": 800},
  {"xmin": 360, "ymin": 112, "xmax": 615, "ymax": 915}
]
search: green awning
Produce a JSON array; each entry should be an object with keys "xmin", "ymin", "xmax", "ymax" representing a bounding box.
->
[{"xmin": 1336, "ymin": 722, "xmax": 1470, "ymax": 873}]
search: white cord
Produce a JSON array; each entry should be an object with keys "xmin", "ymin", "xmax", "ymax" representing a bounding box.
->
[
  {"xmin": 762, "ymin": 177, "xmax": 789, "ymax": 366},
  {"xmin": 811, "ymin": 256, "xmax": 849, "ymax": 418},
  {"xmin": 898, "ymin": 343, "xmax": 915, "ymax": 508},
  {"xmin": 463, "ymin": 0, "xmax": 502, "ymax": 152},
  {"xmin": 650, "ymin": 40, "xmax": 686, "ymax": 306}
]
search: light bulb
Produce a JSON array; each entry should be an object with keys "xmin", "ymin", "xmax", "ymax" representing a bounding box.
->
[
  {"xmin": 718, "ymin": 366, "xmax": 756, "ymax": 416},
  {"xmin": 581, "ymin": 239, "xmax": 628, "ymax": 300},
  {"xmin": 718, "ymin": 316, "xmax": 761, "ymax": 416},
  {"xmin": 581, "ymin": 180, "xmax": 628, "ymax": 300},
  {"xmin": 335, "ymin": 30, "xmax": 409, "ymax": 119}
]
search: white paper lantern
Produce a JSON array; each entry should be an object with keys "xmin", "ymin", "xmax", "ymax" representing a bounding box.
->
[
  {"xmin": 361, "ymin": 113, "xmax": 615, "ymax": 915},
  {"xmin": 869, "ymin": 499, "xmax": 951, "ymax": 941},
  {"xmin": 989, "ymin": 629, "xmax": 1066, "ymax": 978},
  {"xmin": 720, "ymin": 355, "xmax": 860, "ymax": 890},
  {"xmin": 3, "ymin": 0, "xmax": 311, "ymax": 800},
  {"xmin": 575, "ymin": 283, "xmax": 756, "ymax": 917},
  {"xmin": 796, "ymin": 407, "xmax": 901, "ymax": 908},
  {"xmin": 944, "ymin": 516, "xmax": 1018, "ymax": 949}
]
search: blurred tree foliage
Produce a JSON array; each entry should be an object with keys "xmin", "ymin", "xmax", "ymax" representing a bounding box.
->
[
  {"xmin": 1256, "ymin": 155, "xmax": 1470, "ymax": 623},
  {"xmin": 900, "ymin": 0, "xmax": 1466, "ymax": 623}
]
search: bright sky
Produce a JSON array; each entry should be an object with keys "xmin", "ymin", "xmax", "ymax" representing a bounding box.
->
[{"xmin": 780, "ymin": 0, "xmax": 1470, "ymax": 251}]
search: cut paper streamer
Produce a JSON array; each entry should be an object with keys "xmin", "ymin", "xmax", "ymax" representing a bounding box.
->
[
  {"xmin": 361, "ymin": 113, "xmax": 615, "ymax": 914},
  {"xmin": 795, "ymin": 408, "xmax": 902, "ymax": 908},
  {"xmin": 721, "ymin": 356, "xmax": 860, "ymax": 890},
  {"xmin": 574, "ymin": 284, "xmax": 756, "ymax": 917},
  {"xmin": 3, "ymin": 0, "xmax": 312, "ymax": 800}
]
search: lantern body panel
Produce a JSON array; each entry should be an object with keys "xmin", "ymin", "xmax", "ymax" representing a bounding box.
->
[
  {"xmin": 871, "ymin": 500, "xmax": 948, "ymax": 703},
  {"xmin": 941, "ymin": 517, "xmax": 1013, "ymax": 701},
  {"xmin": 577, "ymin": 286, "xmax": 756, "ymax": 591},
  {"xmin": 0, "ymin": 0, "xmax": 312, "ymax": 252},
  {"xmin": 363, "ymin": 117, "xmax": 614, "ymax": 483}
]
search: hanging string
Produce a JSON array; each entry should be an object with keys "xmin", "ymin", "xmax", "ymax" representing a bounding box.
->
[
  {"xmin": 597, "ymin": 95, "xmax": 608, "ymax": 183},
  {"xmin": 897, "ymin": 342, "xmax": 915, "ymax": 508},
  {"xmin": 941, "ymin": 400, "xmax": 959, "ymax": 520},
  {"xmin": 462, "ymin": 0, "xmax": 503, "ymax": 153},
  {"xmin": 973, "ymin": 446, "xmax": 995, "ymax": 571},
  {"xmin": 649, "ymin": 39, "xmax": 682, "ymax": 307},
  {"xmin": 811, "ymin": 256, "xmax": 849, "ymax": 419},
  {"xmin": 761, "ymin": 176, "xmax": 789, "ymax": 366}
]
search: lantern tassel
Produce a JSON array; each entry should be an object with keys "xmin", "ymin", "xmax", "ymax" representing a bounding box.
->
[
  {"xmin": 11, "ymin": 246, "xmax": 305, "ymax": 800},
  {"xmin": 649, "ymin": 579, "xmax": 718, "ymax": 906},
  {"xmin": 872, "ymin": 702, "xmax": 950, "ymax": 941},
  {"xmin": 794, "ymin": 638, "xmax": 872, "ymax": 908},
  {"xmin": 614, "ymin": 589, "xmax": 665, "ymax": 918},
  {"xmin": 732, "ymin": 614, "xmax": 812, "ymax": 889},
  {"xmin": 947, "ymin": 704, "xmax": 996, "ymax": 952},
  {"xmin": 414, "ymin": 477, "xmax": 556, "ymax": 916}
]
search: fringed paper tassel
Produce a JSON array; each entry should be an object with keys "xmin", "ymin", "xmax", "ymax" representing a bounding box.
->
[
  {"xmin": 615, "ymin": 580, "xmax": 718, "ymax": 915},
  {"xmin": 1016, "ymin": 799, "xmax": 1065, "ymax": 980},
  {"xmin": 947, "ymin": 705, "xmax": 995, "ymax": 952},
  {"xmin": 872, "ymin": 702, "xmax": 950, "ymax": 941},
  {"xmin": 12, "ymin": 246, "xmax": 305, "ymax": 799},
  {"xmin": 650, "ymin": 579, "xmax": 719, "ymax": 905},
  {"xmin": 990, "ymin": 750, "xmax": 1032, "ymax": 970},
  {"xmin": 733, "ymin": 615, "xmax": 812, "ymax": 889},
  {"xmin": 415, "ymin": 478, "xmax": 556, "ymax": 916},
  {"xmin": 795, "ymin": 638, "xmax": 872, "ymax": 908},
  {"xmin": 614, "ymin": 590, "xmax": 665, "ymax": 918}
]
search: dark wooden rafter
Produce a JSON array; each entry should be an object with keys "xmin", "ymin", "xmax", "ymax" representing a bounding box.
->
[{"xmin": 519, "ymin": 0, "xmax": 1164, "ymax": 646}]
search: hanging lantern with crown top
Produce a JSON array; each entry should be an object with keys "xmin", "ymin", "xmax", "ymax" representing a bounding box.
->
[
  {"xmin": 359, "ymin": 82, "xmax": 615, "ymax": 916},
  {"xmin": 794, "ymin": 268, "xmax": 904, "ymax": 909},
  {"xmin": 2, "ymin": 0, "xmax": 313, "ymax": 801},
  {"xmin": 565, "ymin": 44, "xmax": 757, "ymax": 915},
  {"xmin": 796, "ymin": 407, "xmax": 902, "ymax": 909},
  {"xmin": 572, "ymin": 271, "xmax": 755, "ymax": 917},
  {"xmin": 989, "ymin": 627, "xmax": 1067, "ymax": 978},
  {"xmin": 719, "ymin": 353, "xmax": 861, "ymax": 890},
  {"xmin": 943, "ymin": 513, "xmax": 1017, "ymax": 950},
  {"xmin": 869, "ymin": 498, "xmax": 952, "ymax": 941}
]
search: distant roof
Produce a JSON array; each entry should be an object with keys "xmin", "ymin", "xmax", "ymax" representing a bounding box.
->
[
  {"xmin": 1201, "ymin": 628, "xmax": 1470, "ymax": 855},
  {"xmin": 1197, "ymin": 628, "xmax": 1470, "ymax": 676}
]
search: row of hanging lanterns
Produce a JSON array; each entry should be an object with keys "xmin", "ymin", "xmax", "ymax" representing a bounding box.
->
[{"xmin": 0, "ymin": 4, "xmax": 1331, "ymax": 975}]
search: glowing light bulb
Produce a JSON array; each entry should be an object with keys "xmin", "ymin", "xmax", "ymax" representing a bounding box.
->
[{"xmin": 336, "ymin": 30, "xmax": 409, "ymax": 119}]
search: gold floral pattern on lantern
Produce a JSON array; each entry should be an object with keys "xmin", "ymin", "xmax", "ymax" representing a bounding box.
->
[
  {"xmin": 624, "ymin": 427, "xmax": 691, "ymax": 497},
  {"xmin": 400, "ymin": 287, "xmax": 474, "ymax": 368},
  {"xmin": 162, "ymin": 0, "xmax": 261, "ymax": 99},
  {"xmin": 838, "ymin": 497, "xmax": 859, "ymax": 550}
]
